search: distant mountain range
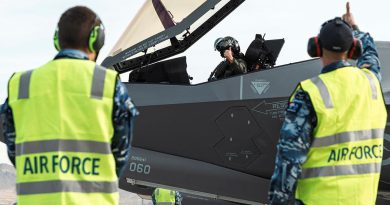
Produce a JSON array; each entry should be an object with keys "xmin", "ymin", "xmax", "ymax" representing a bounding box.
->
[
  {"xmin": 0, "ymin": 163, "xmax": 15, "ymax": 190},
  {"xmin": 0, "ymin": 163, "xmax": 16, "ymax": 205}
]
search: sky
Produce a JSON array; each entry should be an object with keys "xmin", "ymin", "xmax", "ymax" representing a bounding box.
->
[{"xmin": 0, "ymin": 0, "xmax": 390, "ymax": 164}]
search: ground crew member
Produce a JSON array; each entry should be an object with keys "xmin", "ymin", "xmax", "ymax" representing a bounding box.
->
[
  {"xmin": 268, "ymin": 2, "xmax": 386, "ymax": 205},
  {"xmin": 0, "ymin": 6, "xmax": 138, "ymax": 205},
  {"xmin": 152, "ymin": 188, "xmax": 182, "ymax": 205}
]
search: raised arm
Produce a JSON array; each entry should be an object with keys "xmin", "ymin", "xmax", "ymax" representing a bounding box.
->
[{"xmin": 343, "ymin": 2, "xmax": 382, "ymax": 81}]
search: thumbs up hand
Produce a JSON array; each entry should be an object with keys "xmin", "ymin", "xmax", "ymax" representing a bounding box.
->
[{"xmin": 342, "ymin": 2, "xmax": 357, "ymax": 27}]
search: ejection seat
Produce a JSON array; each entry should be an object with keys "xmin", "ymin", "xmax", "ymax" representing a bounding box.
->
[
  {"xmin": 244, "ymin": 34, "xmax": 285, "ymax": 72},
  {"xmin": 128, "ymin": 56, "xmax": 191, "ymax": 85}
]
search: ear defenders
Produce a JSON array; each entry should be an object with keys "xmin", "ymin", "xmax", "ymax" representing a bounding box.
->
[
  {"xmin": 88, "ymin": 22, "xmax": 105, "ymax": 53},
  {"xmin": 54, "ymin": 16, "xmax": 105, "ymax": 53},
  {"xmin": 307, "ymin": 36, "xmax": 323, "ymax": 58},
  {"xmin": 53, "ymin": 28, "xmax": 60, "ymax": 51},
  {"xmin": 307, "ymin": 18, "xmax": 362, "ymax": 60}
]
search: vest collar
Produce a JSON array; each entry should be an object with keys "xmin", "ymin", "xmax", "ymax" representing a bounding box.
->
[
  {"xmin": 321, "ymin": 60, "xmax": 351, "ymax": 74},
  {"xmin": 54, "ymin": 49, "xmax": 89, "ymax": 60}
]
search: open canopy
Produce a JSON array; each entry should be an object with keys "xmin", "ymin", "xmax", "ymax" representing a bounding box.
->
[
  {"xmin": 108, "ymin": 0, "xmax": 207, "ymax": 57},
  {"xmin": 101, "ymin": 0, "xmax": 245, "ymax": 73}
]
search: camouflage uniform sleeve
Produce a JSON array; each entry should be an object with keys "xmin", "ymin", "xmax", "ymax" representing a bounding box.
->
[
  {"xmin": 112, "ymin": 80, "xmax": 139, "ymax": 177},
  {"xmin": 151, "ymin": 191, "xmax": 156, "ymax": 205},
  {"xmin": 1, "ymin": 99, "xmax": 16, "ymax": 166},
  {"xmin": 268, "ymin": 86, "xmax": 316, "ymax": 205},
  {"xmin": 175, "ymin": 191, "xmax": 183, "ymax": 205},
  {"xmin": 354, "ymin": 30, "xmax": 381, "ymax": 81}
]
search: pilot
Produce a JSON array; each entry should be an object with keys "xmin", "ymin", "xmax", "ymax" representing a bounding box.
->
[
  {"xmin": 152, "ymin": 188, "xmax": 182, "ymax": 205},
  {"xmin": 0, "ymin": 6, "xmax": 138, "ymax": 205},
  {"xmin": 208, "ymin": 36, "xmax": 247, "ymax": 80},
  {"xmin": 268, "ymin": 2, "xmax": 387, "ymax": 205}
]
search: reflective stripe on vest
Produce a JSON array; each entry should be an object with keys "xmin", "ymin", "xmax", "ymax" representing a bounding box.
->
[
  {"xmin": 156, "ymin": 203, "xmax": 175, "ymax": 205},
  {"xmin": 17, "ymin": 65, "xmax": 107, "ymax": 99},
  {"xmin": 91, "ymin": 65, "xmax": 106, "ymax": 99},
  {"xmin": 296, "ymin": 66, "xmax": 387, "ymax": 205},
  {"xmin": 15, "ymin": 139, "xmax": 111, "ymax": 155},
  {"xmin": 301, "ymin": 162, "xmax": 381, "ymax": 179},
  {"xmin": 18, "ymin": 70, "xmax": 33, "ymax": 99},
  {"xmin": 8, "ymin": 59, "xmax": 118, "ymax": 205},
  {"xmin": 362, "ymin": 71, "xmax": 378, "ymax": 100},
  {"xmin": 309, "ymin": 70, "xmax": 378, "ymax": 110},
  {"xmin": 17, "ymin": 180, "xmax": 118, "ymax": 195},
  {"xmin": 310, "ymin": 77, "xmax": 334, "ymax": 108},
  {"xmin": 311, "ymin": 129, "xmax": 384, "ymax": 147}
]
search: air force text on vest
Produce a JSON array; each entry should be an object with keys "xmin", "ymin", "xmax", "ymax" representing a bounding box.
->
[
  {"xmin": 328, "ymin": 144, "xmax": 383, "ymax": 162},
  {"xmin": 23, "ymin": 155, "xmax": 100, "ymax": 175}
]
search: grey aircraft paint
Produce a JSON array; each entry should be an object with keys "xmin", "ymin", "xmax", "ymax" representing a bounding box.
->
[
  {"xmin": 0, "ymin": 21, "xmax": 390, "ymax": 205},
  {"xmin": 1, "ymin": 0, "xmax": 390, "ymax": 203},
  {"xmin": 383, "ymin": 133, "xmax": 390, "ymax": 166},
  {"xmin": 117, "ymin": 42, "xmax": 390, "ymax": 205}
]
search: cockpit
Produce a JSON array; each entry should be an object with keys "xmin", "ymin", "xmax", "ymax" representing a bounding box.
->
[{"xmin": 102, "ymin": 0, "xmax": 284, "ymax": 85}]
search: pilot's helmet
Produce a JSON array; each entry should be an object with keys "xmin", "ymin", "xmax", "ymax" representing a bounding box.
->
[
  {"xmin": 214, "ymin": 37, "xmax": 224, "ymax": 51},
  {"xmin": 214, "ymin": 36, "xmax": 240, "ymax": 56}
]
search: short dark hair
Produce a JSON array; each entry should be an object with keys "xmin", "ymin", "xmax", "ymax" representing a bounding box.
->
[{"xmin": 57, "ymin": 6, "xmax": 100, "ymax": 50}]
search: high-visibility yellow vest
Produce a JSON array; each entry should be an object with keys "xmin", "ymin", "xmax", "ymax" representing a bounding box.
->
[
  {"xmin": 8, "ymin": 59, "xmax": 119, "ymax": 205},
  {"xmin": 295, "ymin": 66, "xmax": 387, "ymax": 205},
  {"xmin": 154, "ymin": 188, "xmax": 176, "ymax": 205}
]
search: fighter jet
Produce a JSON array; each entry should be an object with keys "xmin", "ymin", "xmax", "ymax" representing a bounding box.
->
[
  {"xmin": 1, "ymin": 0, "xmax": 390, "ymax": 204},
  {"xmin": 101, "ymin": 0, "xmax": 390, "ymax": 204}
]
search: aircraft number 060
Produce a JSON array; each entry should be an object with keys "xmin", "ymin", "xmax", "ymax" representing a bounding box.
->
[{"xmin": 129, "ymin": 162, "xmax": 151, "ymax": 175}]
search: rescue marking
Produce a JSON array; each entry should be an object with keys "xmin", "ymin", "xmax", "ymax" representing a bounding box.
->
[
  {"xmin": 250, "ymin": 79, "xmax": 270, "ymax": 95},
  {"xmin": 251, "ymin": 100, "xmax": 287, "ymax": 120}
]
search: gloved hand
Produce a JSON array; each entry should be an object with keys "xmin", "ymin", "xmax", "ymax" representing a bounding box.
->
[{"xmin": 224, "ymin": 47, "xmax": 234, "ymax": 64}]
